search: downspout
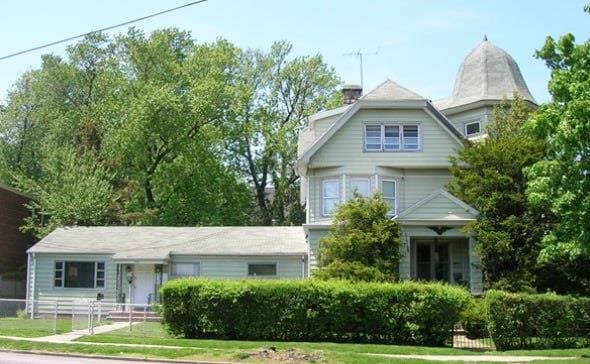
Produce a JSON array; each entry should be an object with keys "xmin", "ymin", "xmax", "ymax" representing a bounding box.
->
[{"xmin": 25, "ymin": 253, "xmax": 31, "ymax": 318}]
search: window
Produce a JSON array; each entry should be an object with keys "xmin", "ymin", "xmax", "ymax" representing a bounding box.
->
[
  {"xmin": 364, "ymin": 124, "xmax": 420, "ymax": 151},
  {"xmin": 465, "ymin": 121, "xmax": 481, "ymax": 136},
  {"xmin": 364, "ymin": 125, "xmax": 382, "ymax": 150},
  {"xmin": 402, "ymin": 125, "xmax": 419, "ymax": 150},
  {"xmin": 248, "ymin": 263, "xmax": 277, "ymax": 277},
  {"xmin": 382, "ymin": 180, "xmax": 396, "ymax": 215},
  {"xmin": 322, "ymin": 179, "xmax": 340, "ymax": 216},
  {"xmin": 54, "ymin": 261, "xmax": 105, "ymax": 288},
  {"xmin": 171, "ymin": 263, "xmax": 200, "ymax": 278},
  {"xmin": 350, "ymin": 178, "xmax": 370, "ymax": 197}
]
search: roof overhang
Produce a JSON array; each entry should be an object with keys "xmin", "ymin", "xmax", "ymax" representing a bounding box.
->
[
  {"xmin": 394, "ymin": 218, "xmax": 475, "ymax": 226},
  {"xmin": 439, "ymin": 98, "xmax": 538, "ymax": 116}
]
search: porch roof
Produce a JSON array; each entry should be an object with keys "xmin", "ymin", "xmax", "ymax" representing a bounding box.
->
[{"xmin": 28, "ymin": 226, "xmax": 307, "ymax": 258}]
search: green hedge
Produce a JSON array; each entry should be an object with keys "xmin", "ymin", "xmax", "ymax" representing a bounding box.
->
[
  {"xmin": 460, "ymin": 298, "xmax": 488, "ymax": 340},
  {"xmin": 486, "ymin": 290, "xmax": 590, "ymax": 350},
  {"xmin": 160, "ymin": 279, "xmax": 470, "ymax": 346}
]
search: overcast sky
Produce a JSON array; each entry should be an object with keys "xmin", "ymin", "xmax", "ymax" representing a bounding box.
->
[{"xmin": 1, "ymin": 0, "xmax": 589, "ymax": 104}]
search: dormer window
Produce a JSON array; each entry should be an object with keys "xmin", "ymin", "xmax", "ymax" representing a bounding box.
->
[
  {"xmin": 364, "ymin": 124, "xmax": 420, "ymax": 151},
  {"xmin": 465, "ymin": 121, "xmax": 481, "ymax": 136}
]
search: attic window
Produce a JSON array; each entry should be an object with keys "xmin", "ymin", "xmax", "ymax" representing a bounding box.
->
[
  {"xmin": 465, "ymin": 121, "xmax": 481, "ymax": 136},
  {"xmin": 364, "ymin": 124, "xmax": 420, "ymax": 151}
]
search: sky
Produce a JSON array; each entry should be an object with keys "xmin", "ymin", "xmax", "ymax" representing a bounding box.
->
[{"xmin": 1, "ymin": 0, "xmax": 589, "ymax": 104}]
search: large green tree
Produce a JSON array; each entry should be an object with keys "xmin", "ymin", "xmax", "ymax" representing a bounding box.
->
[
  {"xmin": 314, "ymin": 193, "xmax": 402, "ymax": 282},
  {"xmin": 525, "ymin": 25, "xmax": 590, "ymax": 263},
  {"xmin": 227, "ymin": 42, "xmax": 340, "ymax": 225},
  {"xmin": 448, "ymin": 96, "xmax": 549, "ymax": 291}
]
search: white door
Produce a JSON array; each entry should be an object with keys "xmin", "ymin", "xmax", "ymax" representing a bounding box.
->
[{"xmin": 133, "ymin": 265, "xmax": 154, "ymax": 304}]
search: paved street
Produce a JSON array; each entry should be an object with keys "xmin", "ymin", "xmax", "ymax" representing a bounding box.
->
[{"xmin": 0, "ymin": 352, "xmax": 178, "ymax": 364}]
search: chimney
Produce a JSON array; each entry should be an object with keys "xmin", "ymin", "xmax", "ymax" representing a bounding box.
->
[{"xmin": 341, "ymin": 84, "xmax": 362, "ymax": 105}]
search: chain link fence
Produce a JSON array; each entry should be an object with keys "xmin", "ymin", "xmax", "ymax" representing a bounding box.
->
[{"xmin": 0, "ymin": 298, "xmax": 159, "ymax": 338}]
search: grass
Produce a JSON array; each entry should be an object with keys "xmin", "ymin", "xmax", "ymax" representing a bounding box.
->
[
  {"xmin": 76, "ymin": 322, "xmax": 590, "ymax": 360},
  {"xmin": 0, "ymin": 318, "xmax": 72, "ymax": 337}
]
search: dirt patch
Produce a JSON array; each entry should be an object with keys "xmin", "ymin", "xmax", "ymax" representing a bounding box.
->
[{"xmin": 240, "ymin": 346, "xmax": 324, "ymax": 362}]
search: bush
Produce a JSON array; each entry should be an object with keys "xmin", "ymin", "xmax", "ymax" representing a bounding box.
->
[
  {"xmin": 160, "ymin": 279, "xmax": 470, "ymax": 346},
  {"xmin": 486, "ymin": 290, "xmax": 590, "ymax": 350},
  {"xmin": 460, "ymin": 298, "xmax": 488, "ymax": 339}
]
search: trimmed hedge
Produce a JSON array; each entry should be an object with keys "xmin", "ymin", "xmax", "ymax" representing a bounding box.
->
[
  {"xmin": 160, "ymin": 279, "xmax": 470, "ymax": 346},
  {"xmin": 460, "ymin": 298, "xmax": 488, "ymax": 340},
  {"xmin": 486, "ymin": 290, "xmax": 590, "ymax": 350}
]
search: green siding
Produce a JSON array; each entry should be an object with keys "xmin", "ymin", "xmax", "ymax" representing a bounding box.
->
[
  {"xmin": 445, "ymin": 106, "xmax": 492, "ymax": 136},
  {"xmin": 310, "ymin": 109, "xmax": 461, "ymax": 168},
  {"xmin": 307, "ymin": 229, "xmax": 328, "ymax": 273},
  {"xmin": 401, "ymin": 193, "xmax": 477, "ymax": 220}
]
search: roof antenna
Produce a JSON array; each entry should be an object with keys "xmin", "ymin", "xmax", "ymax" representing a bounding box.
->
[
  {"xmin": 483, "ymin": 35, "xmax": 488, "ymax": 42},
  {"xmin": 343, "ymin": 47, "xmax": 380, "ymax": 91}
]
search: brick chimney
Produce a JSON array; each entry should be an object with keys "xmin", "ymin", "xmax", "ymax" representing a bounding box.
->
[{"xmin": 341, "ymin": 84, "xmax": 362, "ymax": 105}]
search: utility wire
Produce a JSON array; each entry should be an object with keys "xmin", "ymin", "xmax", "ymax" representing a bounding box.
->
[{"xmin": 0, "ymin": 0, "xmax": 209, "ymax": 61}]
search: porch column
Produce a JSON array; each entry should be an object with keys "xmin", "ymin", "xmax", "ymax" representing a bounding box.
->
[
  {"xmin": 398, "ymin": 233, "xmax": 411, "ymax": 280},
  {"xmin": 468, "ymin": 236, "xmax": 483, "ymax": 295}
]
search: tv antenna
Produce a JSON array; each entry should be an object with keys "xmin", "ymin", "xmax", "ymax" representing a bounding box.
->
[{"xmin": 343, "ymin": 47, "xmax": 380, "ymax": 90}]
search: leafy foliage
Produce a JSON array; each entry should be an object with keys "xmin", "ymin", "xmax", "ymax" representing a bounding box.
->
[
  {"xmin": 226, "ymin": 42, "xmax": 341, "ymax": 225},
  {"xmin": 314, "ymin": 193, "xmax": 402, "ymax": 282},
  {"xmin": 486, "ymin": 290, "xmax": 590, "ymax": 350},
  {"xmin": 160, "ymin": 278, "xmax": 471, "ymax": 346},
  {"xmin": 448, "ymin": 96, "xmax": 548, "ymax": 291},
  {"xmin": 0, "ymin": 29, "xmax": 338, "ymax": 233},
  {"xmin": 525, "ymin": 28, "xmax": 590, "ymax": 262}
]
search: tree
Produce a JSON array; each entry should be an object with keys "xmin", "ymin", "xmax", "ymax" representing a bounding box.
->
[
  {"xmin": 16, "ymin": 147, "xmax": 116, "ymax": 238},
  {"xmin": 525, "ymin": 22, "xmax": 590, "ymax": 263},
  {"xmin": 227, "ymin": 42, "xmax": 340, "ymax": 225},
  {"xmin": 314, "ymin": 193, "xmax": 402, "ymax": 282},
  {"xmin": 448, "ymin": 96, "xmax": 549, "ymax": 291}
]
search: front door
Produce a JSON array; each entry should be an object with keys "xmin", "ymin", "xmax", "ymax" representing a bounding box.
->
[
  {"xmin": 133, "ymin": 264, "xmax": 154, "ymax": 304},
  {"xmin": 412, "ymin": 239, "xmax": 450, "ymax": 282}
]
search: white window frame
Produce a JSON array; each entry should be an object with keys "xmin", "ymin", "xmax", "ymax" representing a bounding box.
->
[
  {"xmin": 247, "ymin": 262, "xmax": 278, "ymax": 278},
  {"xmin": 53, "ymin": 261, "xmax": 105, "ymax": 289},
  {"xmin": 350, "ymin": 177, "xmax": 371, "ymax": 198},
  {"xmin": 381, "ymin": 179, "xmax": 397, "ymax": 216},
  {"xmin": 322, "ymin": 178, "xmax": 341, "ymax": 216},
  {"xmin": 464, "ymin": 120, "xmax": 481, "ymax": 136},
  {"xmin": 363, "ymin": 123, "xmax": 421, "ymax": 152},
  {"xmin": 170, "ymin": 262, "xmax": 201, "ymax": 278}
]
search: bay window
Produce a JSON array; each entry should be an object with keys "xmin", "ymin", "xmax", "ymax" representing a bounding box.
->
[
  {"xmin": 350, "ymin": 178, "xmax": 370, "ymax": 197},
  {"xmin": 382, "ymin": 180, "xmax": 396, "ymax": 215},
  {"xmin": 322, "ymin": 179, "xmax": 340, "ymax": 216}
]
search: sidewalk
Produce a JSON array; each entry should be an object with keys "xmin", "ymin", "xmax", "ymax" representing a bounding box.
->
[{"xmin": 366, "ymin": 353, "xmax": 578, "ymax": 362}]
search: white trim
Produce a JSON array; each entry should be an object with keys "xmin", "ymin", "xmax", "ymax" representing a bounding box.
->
[
  {"xmin": 321, "ymin": 178, "xmax": 340, "ymax": 217},
  {"xmin": 53, "ymin": 260, "xmax": 106, "ymax": 289},
  {"xmin": 170, "ymin": 262, "xmax": 201, "ymax": 279},
  {"xmin": 396, "ymin": 188, "xmax": 479, "ymax": 220},
  {"xmin": 464, "ymin": 120, "xmax": 481, "ymax": 136},
  {"xmin": 362, "ymin": 123, "xmax": 421, "ymax": 152},
  {"xmin": 381, "ymin": 179, "xmax": 397, "ymax": 216}
]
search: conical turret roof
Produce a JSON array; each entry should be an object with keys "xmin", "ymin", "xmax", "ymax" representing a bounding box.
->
[{"xmin": 435, "ymin": 37, "xmax": 536, "ymax": 110}]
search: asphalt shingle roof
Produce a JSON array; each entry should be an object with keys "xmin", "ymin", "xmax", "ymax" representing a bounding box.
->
[{"xmin": 28, "ymin": 226, "xmax": 307, "ymax": 258}]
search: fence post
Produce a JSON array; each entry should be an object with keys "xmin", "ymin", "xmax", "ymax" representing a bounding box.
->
[
  {"xmin": 128, "ymin": 304, "xmax": 132, "ymax": 332},
  {"xmin": 88, "ymin": 301, "xmax": 94, "ymax": 335},
  {"xmin": 53, "ymin": 300, "xmax": 58, "ymax": 334},
  {"xmin": 71, "ymin": 301, "xmax": 74, "ymax": 332},
  {"xmin": 97, "ymin": 301, "xmax": 102, "ymax": 324}
]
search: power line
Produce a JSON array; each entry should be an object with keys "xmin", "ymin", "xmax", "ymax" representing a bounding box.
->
[{"xmin": 0, "ymin": 0, "xmax": 209, "ymax": 62}]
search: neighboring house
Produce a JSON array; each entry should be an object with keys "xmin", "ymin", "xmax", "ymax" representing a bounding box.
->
[
  {"xmin": 0, "ymin": 184, "xmax": 35, "ymax": 298},
  {"xmin": 296, "ymin": 37, "xmax": 536, "ymax": 295},
  {"xmin": 25, "ymin": 37, "xmax": 535, "ymax": 310},
  {"xmin": 27, "ymin": 226, "xmax": 306, "ymax": 308}
]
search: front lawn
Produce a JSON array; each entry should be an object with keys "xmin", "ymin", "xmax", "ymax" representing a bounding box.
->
[
  {"xmin": 0, "ymin": 318, "xmax": 72, "ymax": 337},
  {"xmin": 77, "ymin": 322, "xmax": 590, "ymax": 360}
]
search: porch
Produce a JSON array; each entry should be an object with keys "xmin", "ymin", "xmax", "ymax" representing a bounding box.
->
[{"xmin": 410, "ymin": 237, "xmax": 470, "ymax": 286}]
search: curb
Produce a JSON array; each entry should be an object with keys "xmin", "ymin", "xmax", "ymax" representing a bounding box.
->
[{"xmin": 0, "ymin": 348, "xmax": 240, "ymax": 364}]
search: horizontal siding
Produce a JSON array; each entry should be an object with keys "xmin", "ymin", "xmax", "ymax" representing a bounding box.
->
[
  {"xmin": 307, "ymin": 229, "xmax": 328, "ymax": 273},
  {"xmin": 170, "ymin": 255, "xmax": 305, "ymax": 279},
  {"xmin": 310, "ymin": 109, "xmax": 461, "ymax": 168},
  {"xmin": 404, "ymin": 194, "xmax": 476, "ymax": 220},
  {"xmin": 446, "ymin": 106, "xmax": 492, "ymax": 136},
  {"xmin": 307, "ymin": 168, "xmax": 452, "ymax": 224}
]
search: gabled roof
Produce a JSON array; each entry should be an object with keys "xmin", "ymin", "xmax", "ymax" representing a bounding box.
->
[
  {"xmin": 361, "ymin": 79, "xmax": 425, "ymax": 101},
  {"xmin": 296, "ymin": 79, "xmax": 464, "ymax": 173},
  {"xmin": 28, "ymin": 226, "xmax": 307, "ymax": 258},
  {"xmin": 395, "ymin": 189, "xmax": 478, "ymax": 225}
]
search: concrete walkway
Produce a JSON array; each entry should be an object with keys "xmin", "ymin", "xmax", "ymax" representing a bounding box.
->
[
  {"xmin": 366, "ymin": 353, "xmax": 578, "ymax": 362},
  {"xmin": 31, "ymin": 322, "xmax": 131, "ymax": 343}
]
